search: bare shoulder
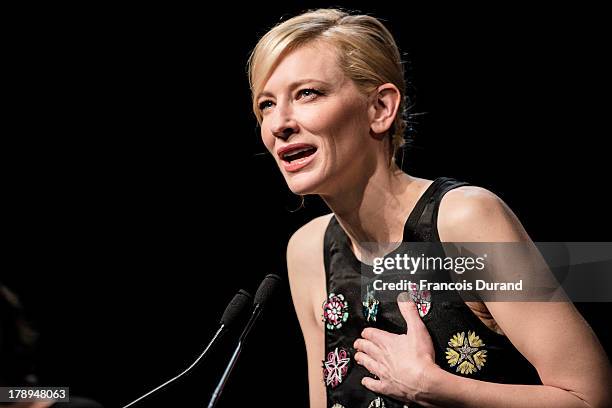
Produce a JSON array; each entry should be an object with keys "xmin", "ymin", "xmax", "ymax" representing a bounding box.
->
[
  {"xmin": 286, "ymin": 213, "xmax": 333, "ymax": 324},
  {"xmin": 437, "ymin": 185, "xmax": 530, "ymax": 242},
  {"xmin": 287, "ymin": 213, "xmax": 334, "ymax": 268},
  {"xmin": 287, "ymin": 214, "xmax": 331, "ymax": 407},
  {"xmin": 437, "ymin": 185, "xmax": 532, "ymax": 332}
]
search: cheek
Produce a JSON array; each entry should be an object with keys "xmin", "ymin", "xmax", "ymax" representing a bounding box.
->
[
  {"xmin": 305, "ymin": 96, "xmax": 366, "ymax": 133},
  {"xmin": 260, "ymin": 127, "xmax": 275, "ymax": 153},
  {"xmin": 306, "ymin": 98, "xmax": 369, "ymax": 150}
]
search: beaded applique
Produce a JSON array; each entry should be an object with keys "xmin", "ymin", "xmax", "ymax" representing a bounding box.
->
[
  {"xmin": 362, "ymin": 285, "xmax": 380, "ymax": 322},
  {"xmin": 323, "ymin": 347, "xmax": 351, "ymax": 388},
  {"xmin": 322, "ymin": 293, "xmax": 349, "ymax": 330},
  {"xmin": 408, "ymin": 284, "xmax": 431, "ymax": 317},
  {"xmin": 445, "ymin": 331, "xmax": 487, "ymax": 374},
  {"xmin": 367, "ymin": 396, "xmax": 386, "ymax": 407}
]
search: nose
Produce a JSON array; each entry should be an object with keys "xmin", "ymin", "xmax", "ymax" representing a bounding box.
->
[
  {"xmin": 270, "ymin": 104, "xmax": 298, "ymax": 141},
  {"xmin": 274, "ymin": 127, "xmax": 296, "ymax": 141}
]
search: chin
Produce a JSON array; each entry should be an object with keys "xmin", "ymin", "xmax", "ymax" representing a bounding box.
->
[{"xmin": 283, "ymin": 171, "xmax": 324, "ymax": 196}]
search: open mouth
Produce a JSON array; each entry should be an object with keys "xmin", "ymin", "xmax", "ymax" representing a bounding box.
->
[
  {"xmin": 277, "ymin": 143, "xmax": 318, "ymax": 172},
  {"xmin": 281, "ymin": 146, "xmax": 317, "ymax": 162}
]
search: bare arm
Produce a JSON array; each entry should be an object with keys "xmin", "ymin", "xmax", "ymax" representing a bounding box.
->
[
  {"xmin": 287, "ymin": 214, "xmax": 332, "ymax": 408},
  {"xmin": 420, "ymin": 187, "xmax": 612, "ymax": 408}
]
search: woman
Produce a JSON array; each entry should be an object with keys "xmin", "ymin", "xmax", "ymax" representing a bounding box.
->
[{"xmin": 248, "ymin": 8, "xmax": 611, "ymax": 408}]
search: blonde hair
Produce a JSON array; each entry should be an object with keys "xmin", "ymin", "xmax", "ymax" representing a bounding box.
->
[{"xmin": 247, "ymin": 8, "xmax": 408, "ymax": 160}]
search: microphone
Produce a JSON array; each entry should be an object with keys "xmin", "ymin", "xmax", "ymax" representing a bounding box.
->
[
  {"xmin": 121, "ymin": 289, "xmax": 252, "ymax": 408},
  {"xmin": 207, "ymin": 274, "xmax": 281, "ymax": 408}
]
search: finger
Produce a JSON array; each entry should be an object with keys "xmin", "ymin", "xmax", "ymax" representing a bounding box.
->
[
  {"xmin": 397, "ymin": 291, "xmax": 427, "ymax": 333},
  {"xmin": 354, "ymin": 351, "xmax": 381, "ymax": 377},
  {"xmin": 361, "ymin": 376, "xmax": 386, "ymax": 394},
  {"xmin": 354, "ymin": 338, "xmax": 383, "ymax": 360},
  {"xmin": 361, "ymin": 327, "xmax": 392, "ymax": 346}
]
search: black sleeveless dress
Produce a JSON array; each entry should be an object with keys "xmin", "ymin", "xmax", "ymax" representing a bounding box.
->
[{"xmin": 322, "ymin": 177, "xmax": 540, "ymax": 408}]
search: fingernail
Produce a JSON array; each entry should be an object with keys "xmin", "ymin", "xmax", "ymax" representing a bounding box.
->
[{"xmin": 398, "ymin": 291, "xmax": 410, "ymax": 302}]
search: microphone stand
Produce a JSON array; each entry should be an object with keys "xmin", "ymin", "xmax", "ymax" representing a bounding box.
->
[
  {"xmin": 207, "ymin": 304, "xmax": 262, "ymax": 408},
  {"xmin": 122, "ymin": 325, "xmax": 226, "ymax": 408}
]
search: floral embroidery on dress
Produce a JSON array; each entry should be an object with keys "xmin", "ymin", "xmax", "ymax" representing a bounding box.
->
[
  {"xmin": 322, "ymin": 293, "xmax": 349, "ymax": 330},
  {"xmin": 331, "ymin": 404, "xmax": 345, "ymax": 408},
  {"xmin": 408, "ymin": 283, "xmax": 431, "ymax": 317},
  {"xmin": 323, "ymin": 347, "xmax": 351, "ymax": 388},
  {"xmin": 362, "ymin": 284, "xmax": 380, "ymax": 322},
  {"xmin": 445, "ymin": 330, "xmax": 487, "ymax": 375},
  {"xmin": 367, "ymin": 396, "xmax": 386, "ymax": 407}
]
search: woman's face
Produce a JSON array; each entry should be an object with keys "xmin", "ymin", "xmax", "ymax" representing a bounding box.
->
[{"xmin": 257, "ymin": 42, "xmax": 378, "ymax": 196}]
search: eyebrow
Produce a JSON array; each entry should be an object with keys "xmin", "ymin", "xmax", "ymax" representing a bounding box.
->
[{"xmin": 257, "ymin": 79, "xmax": 331, "ymax": 100}]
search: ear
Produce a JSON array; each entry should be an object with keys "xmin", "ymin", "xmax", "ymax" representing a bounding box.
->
[{"xmin": 368, "ymin": 83, "xmax": 401, "ymax": 139}]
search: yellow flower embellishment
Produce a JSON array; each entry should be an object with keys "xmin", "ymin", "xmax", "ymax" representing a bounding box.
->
[{"xmin": 445, "ymin": 331, "xmax": 487, "ymax": 375}]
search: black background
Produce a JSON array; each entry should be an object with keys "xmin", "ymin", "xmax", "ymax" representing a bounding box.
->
[{"xmin": 4, "ymin": 2, "xmax": 610, "ymax": 407}]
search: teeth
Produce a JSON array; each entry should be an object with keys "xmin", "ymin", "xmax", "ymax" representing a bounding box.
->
[{"xmin": 283, "ymin": 146, "xmax": 314, "ymax": 159}]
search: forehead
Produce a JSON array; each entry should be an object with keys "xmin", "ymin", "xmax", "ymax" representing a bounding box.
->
[{"xmin": 262, "ymin": 42, "xmax": 344, "ymax": 94}]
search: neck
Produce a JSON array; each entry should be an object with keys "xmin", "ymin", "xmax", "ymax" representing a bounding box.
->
[{"xmin": 320, "ymin": 161, "xmax": 419, "ymax": 260}]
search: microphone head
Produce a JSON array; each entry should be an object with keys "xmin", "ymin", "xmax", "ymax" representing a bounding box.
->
[
  {"xmin": 254, "ymin": 274, "xmax": 281, "ymax": 306},
  {"xmin": 220, "ymin": 289, "xmax": 252, "ymax": 327}
]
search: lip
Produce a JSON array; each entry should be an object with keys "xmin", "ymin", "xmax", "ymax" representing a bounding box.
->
[
  {"xmin": 276, "ymin": 143, "xmax": 317, "ymax": 159},
  {"xmin": 276, "ymin": 143, "xmax": 318, "ymax": 173}
]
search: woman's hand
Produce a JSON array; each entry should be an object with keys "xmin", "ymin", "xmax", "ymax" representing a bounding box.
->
[{"xmin": 353, "ymin": 292, "xmax": 439, "ymax": 403}]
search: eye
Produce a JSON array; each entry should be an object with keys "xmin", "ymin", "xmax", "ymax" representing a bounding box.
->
[
  {"xmin": 296, "ymin": 88, "xmax": 324, "ymax": 100},
  {"xmin": 258, "ymin": 100, "xmax": 274, "ymax": 112}
]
